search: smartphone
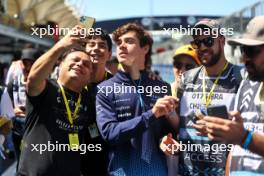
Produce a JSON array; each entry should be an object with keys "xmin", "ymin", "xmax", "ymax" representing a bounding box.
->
[
  {"xmin": 79, "ymin": 16, "xmax": 96, "ymax": 29},
  {"xmin": 207, "ymin": 105, "xmax": 229, "ymax": 119}
]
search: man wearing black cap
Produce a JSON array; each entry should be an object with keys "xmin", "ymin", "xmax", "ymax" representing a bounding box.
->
[
  {"xmin": 196, "ymin": 16, "xmax": 264, "ymax": 175},
  {"xmin": 162, "ymin": 18, "xmax": 247, "ymax": 175},
  {"xmin": 6, "ymin": 48, "xmax": 41, "ymax": 171}
]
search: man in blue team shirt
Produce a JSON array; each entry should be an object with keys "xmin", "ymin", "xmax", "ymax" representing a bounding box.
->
[{"xmin": 96, "ymin": 23, "xmax": 179, "ymax": 176}]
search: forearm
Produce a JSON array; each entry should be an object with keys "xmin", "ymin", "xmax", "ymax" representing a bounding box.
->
[
  {"xmin": 98, "ymin": 110, "xmax": 156, "ymax": 145},
  {"xmin": 247, "ymin": 132, "xmax": 264, "ymax": 157},
  {"xmin": 27, "ymin": 44, "xmax": 65, "ymax": 95}
]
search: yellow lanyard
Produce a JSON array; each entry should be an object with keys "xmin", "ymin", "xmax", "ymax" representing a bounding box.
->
[
  {"xmin": 202, "ymin": 62, "xmax": 228, "ymax": 107},
  {"xmin": 257, "ymin": 82, "xmax": 264, "ymax": 113},
  {"xmin": 104, "ymin": 71, "xmax": 108, "ymax": 79},
  {"xmin": 57, "ymin": 81, "xmax": 81, "ymax": 126}
]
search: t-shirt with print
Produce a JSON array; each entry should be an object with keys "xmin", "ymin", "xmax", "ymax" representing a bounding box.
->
[
  {"xmin": 7, "ymin": 71, "xmax": 27, "ymax": 109},
  {"xmin": 7, "ymin": 71, "xmax": 27, "ymax": 136},
  {"xmin": 178, "ymin": 63, "xmax": 241, "ymax": 176},
  {"xmin": 18, "ymin": 79, "xmax": 92, "ymax": 176},
  {"xmin": 230, "ymin": 80, "xmax": 264, "ymax": 176}
]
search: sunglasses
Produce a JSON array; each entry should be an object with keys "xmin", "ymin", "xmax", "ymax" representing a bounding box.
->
[
  {"xmin": 173, "ymin": 61, "xmax": 196, "ymax": 71},
  {"xmin": 240, "ymin": 45, "xmax": 264, "ymax": 59},
  {"xmin": 191, "ymin": 37, "xmax": 214, "ymax": 49}
]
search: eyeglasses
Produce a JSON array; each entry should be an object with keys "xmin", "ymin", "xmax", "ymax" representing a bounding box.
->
[
  {"xmin": 240, "ymin": 45, "xmax": 264, "ymax": 59},
  {"xmin": 190, "ymin": 37, "xmax": 214, "ymax": 49},
  {"xmin": 173, "ymin": 61, "xmax": 196, "ymax": 71}
]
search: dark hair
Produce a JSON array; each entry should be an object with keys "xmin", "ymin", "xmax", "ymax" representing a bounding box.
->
[
  {"xmin": 112, "ymin": 23, "xmax": 153, "ymax": 61},
  {"xmin": 60, "ymin": 48, "xmax": 88, "ymax": 61},
  {"xmin": 86, "ymin": 30, "xmax": 112, "ymax": 51}
]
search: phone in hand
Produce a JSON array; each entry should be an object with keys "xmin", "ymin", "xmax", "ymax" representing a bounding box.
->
[
  {"xmin": 79, "ymin": 16, "xmax": 96, "ymax": 29},
  {"xmin": 207, "ymin": 105, "xmax": 229, "ymax": 119}
]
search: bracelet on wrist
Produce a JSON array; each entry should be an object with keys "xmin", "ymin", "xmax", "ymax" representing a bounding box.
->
[{"xmin": 242, "ymin": 130, "xmax": 253, "ymax": 149}]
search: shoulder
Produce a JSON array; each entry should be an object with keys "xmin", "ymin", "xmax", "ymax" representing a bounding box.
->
[
  {"xmin": 27, "ymin": 79, "xmax": 55, "ymax": 100},
  {"xmin": 151, "ymin": 78, "xmax": 170, "ymax": 87},
  {"xmin": 45, "ymin": 79, "xmax": 58, "ymax": 90},
  {"xmin": 238, "ymin": 79, "xmax": 260, "ymax": 91},
  {"xmin": 97, "ymin": 76, "xmax": 116, "ymax": 88},
  {"xmin": 184, "ymin": 66, "xmax": 202, "ymax": 76},
  {"xmin": 182, "ymin": 66, "xmax": 203, "ymax": 83},
  {"xmin": 96, "ymin": 76, "xmax": 117, "ymax": 100},
  {"xmin": 230, "ymin": 63, "xmax": 248, "ymax": 79}
]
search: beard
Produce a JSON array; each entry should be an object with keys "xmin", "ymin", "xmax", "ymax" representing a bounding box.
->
[
  {"xmin": 199, "ymin": 49, "xmax": 221, "ymax": 67},
  {"xmin": 245, "ymin": 61, "xmax": 264, "ymax": 81}
]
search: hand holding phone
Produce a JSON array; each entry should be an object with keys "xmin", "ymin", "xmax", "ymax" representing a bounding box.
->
[
  {"xmin": 79, "ymin": 16, "xmax": 95, "ymax": 29},
  {"xmin": 207, "ymin": 105, "xmax": 229, "ymax": 119}
]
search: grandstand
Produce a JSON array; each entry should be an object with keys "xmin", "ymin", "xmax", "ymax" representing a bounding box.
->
[{"xmin": 0, "ymin": 0, "xmax": 81, "ymax": 63}]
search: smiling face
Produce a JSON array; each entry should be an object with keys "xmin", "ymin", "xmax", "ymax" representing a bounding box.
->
[
  {"xmin": 59, "ymin": 51, "xmax": 92, "ymax": 86},
  {"xmin": 85, "ymin": 37, "xmax": 111, "ymax": 65},
  {"xmin": 115, "ymin": 31, "xmax": 149, "ymax": 68},
  {"xmin": 192, "ymin": 34, "xmax": 224, "ymax": 67}
]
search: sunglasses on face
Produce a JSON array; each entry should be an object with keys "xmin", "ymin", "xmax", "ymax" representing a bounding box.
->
[
  {"xmin": 173, "ymin": 61, "xmax": 196, "ymax": 71},
  {"xmin": 240, "ymin": 45, "xmax": 264, "ymax": 59},
  {"xmin": 191, "ymin": 37, "xmax": 214, "ymax": 49}
]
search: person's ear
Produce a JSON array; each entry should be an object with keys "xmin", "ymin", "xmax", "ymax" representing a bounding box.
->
[{"xmin": 142, "ymin": 45, "xmax": 150, "ymax": 55}]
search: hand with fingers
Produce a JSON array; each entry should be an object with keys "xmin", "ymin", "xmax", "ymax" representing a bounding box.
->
[
  {"xmin": 193, "ymin": 118, "xmax": 208, "ymax": 136},
  {"xmin": 160, "ymin": 133, "xmax": 180, "ymax": 156},
  {"xmin": 56, "ymin": 25, "xmax": 88, "ymax": 51},
  {"xmin": 152, "ymin": 96, "xmax": 179, "ymax": 118},
  {"xmin": 194, "ymin": 111, "xmax": 247, "ymax": 145}
]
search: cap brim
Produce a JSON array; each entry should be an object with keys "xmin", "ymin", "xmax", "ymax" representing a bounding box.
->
[{"xmin": 228, "ymin": 38, "xmax": 264, "ymax": 46}]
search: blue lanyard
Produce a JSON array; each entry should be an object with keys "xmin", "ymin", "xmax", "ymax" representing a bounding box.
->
[{"xmin": 132, "ymin": 76, "xmax": 145, "ymax": 110}]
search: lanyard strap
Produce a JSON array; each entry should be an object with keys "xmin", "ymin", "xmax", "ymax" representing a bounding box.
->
[
  {"xmin": 131, "ymin": 75, "xmax": 145, "ymax": 109},
  {"xmin": 104, "ymin": 71, "xmax": 108, "ymax": 79},
  {"xmin": 202, "ymin": 62, "xmax": 229, "ymax": 107},
  {"xmin": 57, "ymin": 81, "xmax": 81, "ymax": 125},
  {"xmin": 257, "ymin": 82, "xmax": 264, "ymax": 113}
]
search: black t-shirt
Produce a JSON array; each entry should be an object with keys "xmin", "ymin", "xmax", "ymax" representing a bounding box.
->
[
  {"xmin": 18, "ymin": 79, "xmax": 92, "ymax": 176},
  {"xmin": 81, "ymin": 71, "xmax": 113, "ymax": 176}
]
